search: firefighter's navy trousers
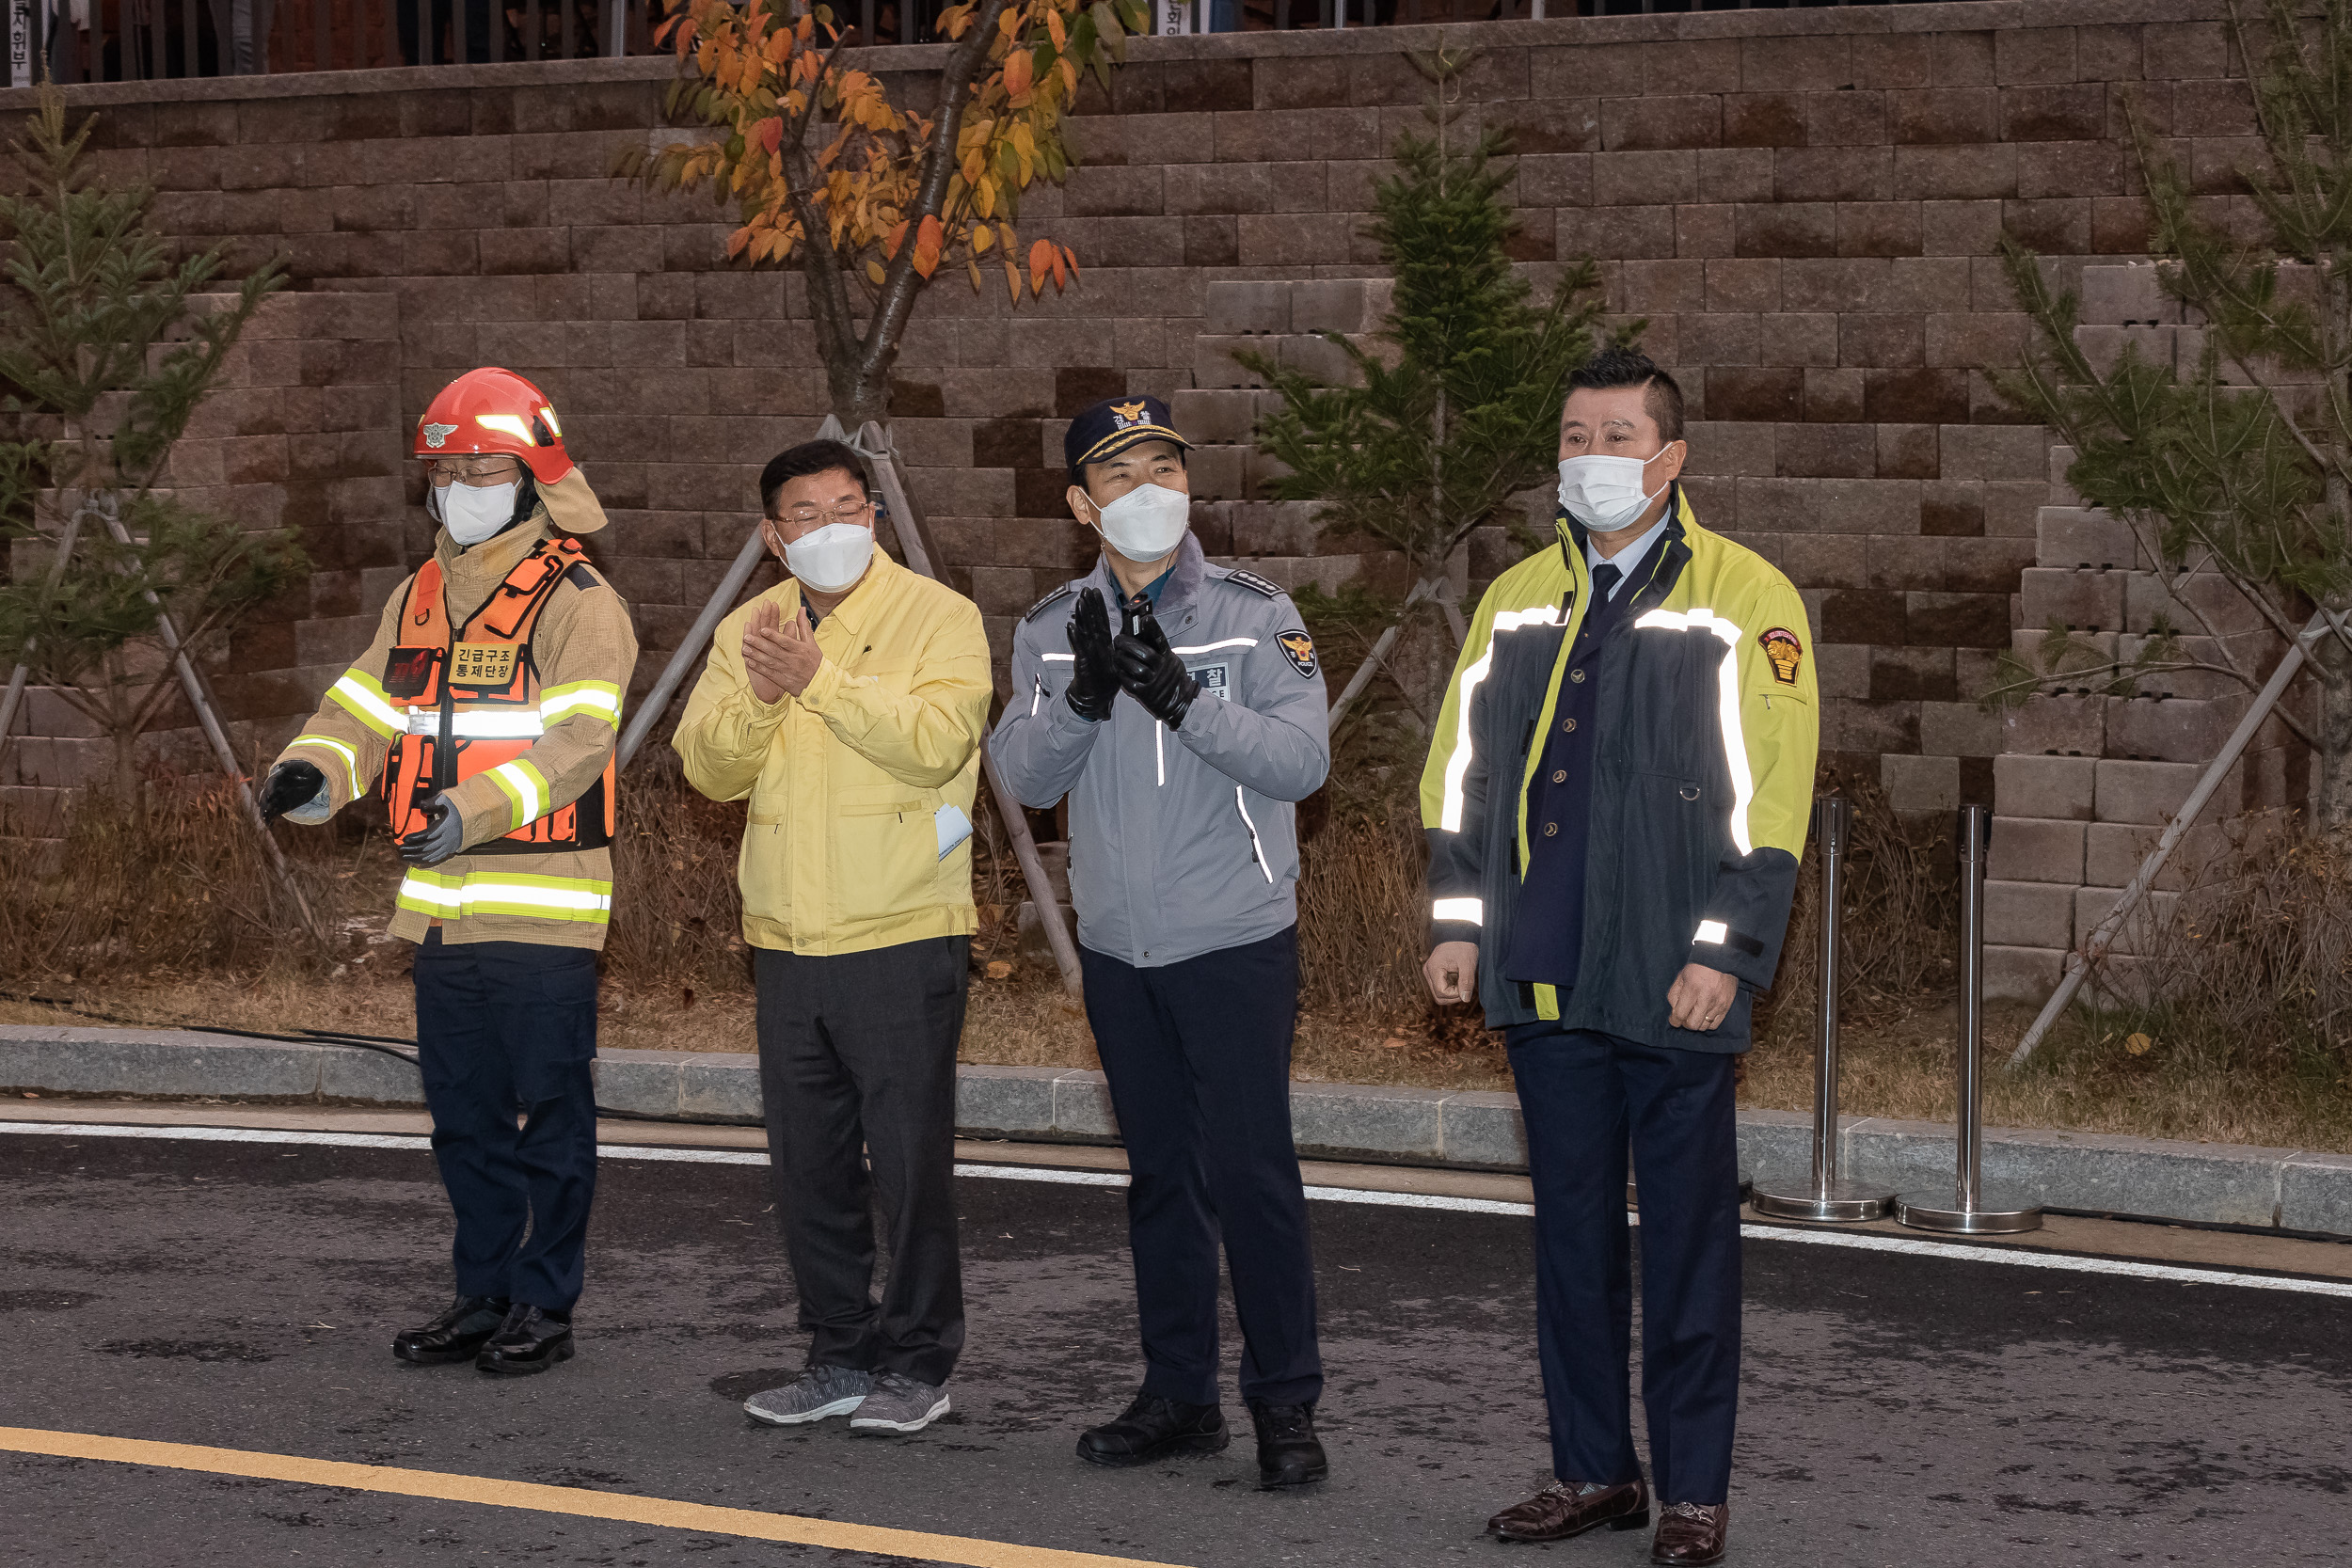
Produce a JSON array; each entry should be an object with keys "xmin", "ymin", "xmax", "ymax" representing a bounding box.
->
[{"xmin": 412, "ymin": 930, "xmax": 600, "ymax": 1314}]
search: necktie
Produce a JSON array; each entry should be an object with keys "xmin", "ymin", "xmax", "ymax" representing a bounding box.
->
[{"xmin": 1590, "ymin": 562, "xmax": 1621, "ymax": 606}]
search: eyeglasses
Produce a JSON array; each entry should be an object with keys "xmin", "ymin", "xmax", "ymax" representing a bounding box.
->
[
  {"xmin": 427, "ymin": 459, "xmax": 521, "ymax": 485},
  {"xmin": 776, "ymin": 498, "xmax": 874, "ymax": 528}
]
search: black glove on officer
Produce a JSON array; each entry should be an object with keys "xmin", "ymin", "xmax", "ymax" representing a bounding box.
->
[
  {"xmin": 398, "ymin": 793, "xmax": 465, "ymax": 868},
  {"xmin": 258, "ymin": 759, "xmax": 326, "ymax": 824},
  {"xmin": 1064, "ymin": 586, "xmax": 1119, "ymax": 723},
  {"xmin": 1113, "ymin": 598, "xmax": 1199, "ymax": 731}
]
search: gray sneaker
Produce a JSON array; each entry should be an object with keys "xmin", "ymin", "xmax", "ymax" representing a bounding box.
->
[
  {"xmin": 849, "ymin": 1371, "xmax": 950, "ymax": 1434},
  {"xmin": 743, "ymin": 1365, "xmax": 871, "ymax": 1426}
]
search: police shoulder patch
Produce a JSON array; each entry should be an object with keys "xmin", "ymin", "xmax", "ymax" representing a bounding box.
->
[
  {"xmin": 1222, "ymin": 567, "xmax": 1281, "ymax": 598},
  {"xmin": 1022, "ymin": 582, "xmax": 1077, "ymax": 623},
  {"xmin": 1759, "ymin": 626, "xmax": 1804, "ymax": 685},
  {"xmin": 1277, "ymin": 627, "xmax": 1318, "ymax": 679}
]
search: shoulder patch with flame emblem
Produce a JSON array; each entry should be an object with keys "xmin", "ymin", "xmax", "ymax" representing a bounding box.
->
[
  {"xmin": 1277, "ymin": 628, "xmax": 1318, "ymax": 679},
  {"xmin": 1759, "ymin": 626, "xmax": 1804, "ymax": 685}
]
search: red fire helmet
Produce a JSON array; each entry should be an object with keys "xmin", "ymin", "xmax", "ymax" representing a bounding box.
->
[{"xmin": 413, "ymin": 367, "xmax": 573, "ymax": 484}]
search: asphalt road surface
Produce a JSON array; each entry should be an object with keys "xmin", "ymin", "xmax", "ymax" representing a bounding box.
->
[{"xmin": 5, "ymin": 1124, "xmax": 2351, "ymax": 1567}]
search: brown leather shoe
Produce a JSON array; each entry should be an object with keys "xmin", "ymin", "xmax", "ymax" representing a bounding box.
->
[
  {"xmin": 1650, "ymin": 1501, "xmax": 1728, "ymax": 1565},
  {"xmin": 1486, "ymin": 1478, "xmax": 1650, "ymax": 1543}
]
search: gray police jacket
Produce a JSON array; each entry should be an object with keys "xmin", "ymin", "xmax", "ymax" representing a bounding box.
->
[{"xmin": 990, "ymin": 533, "xmax": 1330, "ymax": 969}]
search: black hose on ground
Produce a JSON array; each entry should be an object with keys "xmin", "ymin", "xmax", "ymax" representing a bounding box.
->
[{"xmin": 0, "ymin": 991, "xmax": 745, "ymax": 1127}]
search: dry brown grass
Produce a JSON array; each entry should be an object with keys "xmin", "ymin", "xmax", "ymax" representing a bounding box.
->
[{"xmin": 7, "ymin": 767, "xmax": 2347, "ymax": 1153}]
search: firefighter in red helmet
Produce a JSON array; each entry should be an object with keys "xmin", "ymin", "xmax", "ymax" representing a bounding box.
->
[{"xmin": 257, "ymin": 368, "xmax": 638, "ymax": 1376}]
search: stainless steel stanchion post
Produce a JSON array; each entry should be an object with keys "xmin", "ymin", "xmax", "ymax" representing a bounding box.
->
[
  {"xmin": 1896, "ymin": 805, "xmax": 2042, "ymax": 1235},
  {"xmin": 1751, "ymin": 796, "xmax": 1895, "ymax": 1223}
]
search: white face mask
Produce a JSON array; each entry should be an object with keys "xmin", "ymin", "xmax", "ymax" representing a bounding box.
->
[
  {"xmin": 1090, "ymin": 483, "xmax": 1191, "ymax": 562},
  {"xmin": 436, "ymin": 480, "xmax": 519, "ymax": 546},
  {"xmin": 782, "ymin": 519, "xmax": 875, "ymax": 594},
  {"xmin": 1557, "ymin": 449, "xmax": 1674, "ymax": 533}
]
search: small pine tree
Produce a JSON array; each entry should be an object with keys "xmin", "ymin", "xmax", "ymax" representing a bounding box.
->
[
  {"xmin": 0, "ymin": 85, "xmax": 300, "ymax": 813},
  {"xmin": 1994, "ymin": 0, "xmax": 2352, "ymax": 828},
  {"xmin": 1240, "ymin": 44, "xmax": 1614, "ymax": 751}
]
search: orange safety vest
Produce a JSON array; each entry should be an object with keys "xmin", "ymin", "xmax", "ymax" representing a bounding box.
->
[{"xmin": 380, "ymin": 537, "xmax": 615, "ymax": 851}]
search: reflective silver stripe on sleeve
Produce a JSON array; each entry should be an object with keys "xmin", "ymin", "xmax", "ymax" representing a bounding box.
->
[
  {"xmin": 1433, "ymin": 896, "xmax": 1484, "ymax": 925},
  {"xmin": 1693, "ymin": 918, "xmax": 1728, "ymax": 944},
  {"xmin": 1632, "ymin": 608, "xmax": 1753, "ymax": 856},
  {"xmin": 1438, "ymin": 605, "xmax": 1563, "ymax": 833},
  {"xmin": 1235, "ymin": 786, "xmax": 1274, "ymax": 884}
]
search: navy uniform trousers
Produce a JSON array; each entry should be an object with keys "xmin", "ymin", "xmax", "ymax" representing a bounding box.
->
[
  {"xmin": 412, "ymin": 930, "xmax": 600, "ymax": 1314},
  {"xmin": 1080, "ymin": 925, "xmax": 1323, "ymax": 1409},
  {"xmin": 1503, "ymin": 1022, "xmax": 1742, "ymax": 1507}
]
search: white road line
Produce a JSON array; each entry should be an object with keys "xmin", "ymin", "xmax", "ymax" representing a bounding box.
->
[{"xmin": 9, "ymin": 1121, "xmax": 2352, "ymax": 1301}]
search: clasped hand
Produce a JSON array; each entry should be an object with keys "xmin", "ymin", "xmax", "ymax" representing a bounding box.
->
[{"xmin": 743, "ymin": 599, "xmax": 824, "ymax": 705}]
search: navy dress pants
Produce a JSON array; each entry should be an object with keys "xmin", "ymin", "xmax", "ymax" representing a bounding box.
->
[
  {"xmin": 1081, "ymin": 926, "xmax": 1323, "ymax": 1409},
  {"xmin": 412, "ymin": 930, "xmax": 600, "ymax": 1314},
  {"xmin": 1503, "ymin": 1023, "xmax": 1742, "ymax": 1506}
]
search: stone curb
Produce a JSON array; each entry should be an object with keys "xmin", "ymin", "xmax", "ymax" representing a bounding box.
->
[{"xmin": 5, "ymin": 1026, "xmax": 2348, "ymax": 1239}]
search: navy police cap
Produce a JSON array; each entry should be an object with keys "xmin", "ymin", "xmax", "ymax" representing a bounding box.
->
[{"xmin": 1065, "ymin": 394, "xmax": 1191, "ymax": 481}]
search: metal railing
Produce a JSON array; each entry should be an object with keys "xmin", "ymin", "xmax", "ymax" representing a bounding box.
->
[
  {"xmin": 5, "ymin": 0, "xmax": 1999, "ymax": 86},
  {"xmin": 7, "ymin": 1, "xmax": 658, "ymax": 86}
]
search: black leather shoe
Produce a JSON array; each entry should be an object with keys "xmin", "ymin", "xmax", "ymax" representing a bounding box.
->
[
  {"xmin": 1075, "ymin": 1394, "xmax": 1229, "ymax": 1467},
  {"xmin": 1248, "ymin": 1400, "xmax": 1327, "ymax": 1488},
  {"xmin": 474, "ymin": 1304, "xmax": 574, "ymax": 1376},
  {"xmin": 392, "ymin": 1295, "xmax": 509, "ymax": 1366}
]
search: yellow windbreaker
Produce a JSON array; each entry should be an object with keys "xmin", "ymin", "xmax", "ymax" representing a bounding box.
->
[{"xmin": 673, "ymin": 551, "xmax": 992, "ymax": 957}]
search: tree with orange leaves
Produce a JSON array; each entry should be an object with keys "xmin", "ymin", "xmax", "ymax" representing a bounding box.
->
[{"xmin": 624, "ymin": 0, "xmax": 1141, "ymax": 426}]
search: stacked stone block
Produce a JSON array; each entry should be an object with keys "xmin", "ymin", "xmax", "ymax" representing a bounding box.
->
[
  {"xmin": 0, "ymin": 6, "xmax": 2273, "ymax": 881},
  {"xmin": 1982, "ymin": 261, "xmax": 2302, "ymax": 1000},
  {"xmin": 0, "ymin": 290, "xmax": 403, "ymax": 835}
]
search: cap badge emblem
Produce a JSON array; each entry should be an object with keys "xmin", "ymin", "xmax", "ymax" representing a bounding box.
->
[{"xmin": 421, "ymin": 422, "xmax": 458, "ymax": 450}]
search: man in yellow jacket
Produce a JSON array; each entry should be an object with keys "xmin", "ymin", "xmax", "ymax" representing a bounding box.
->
[
  {"xmin": 675, "ymin": 438, "xmax": 992, "ymax": 1437},
  {"xmin": 257, "ymin": 367, "xmax": 636, "ymax": 1377}
]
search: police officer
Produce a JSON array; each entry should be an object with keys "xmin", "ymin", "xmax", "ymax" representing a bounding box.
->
[
  {"xmin": 989, "ymin": 396, "xmax": 1332, "ymax": 1488},
  {"xmin": 1422, "ymin": 349, "xmax": 1819, "ymax": 1565},
  {"xmin": 257, "ymin": 367, "xmax": 637, "ymax": 1376}
]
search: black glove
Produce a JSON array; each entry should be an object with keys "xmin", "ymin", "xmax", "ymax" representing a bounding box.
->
[
  {"xmin": 258, "ymin": 759, "xmax": 326, "ymax": 824},
  {"xmin": 398, "ymin": 793, "xmax": 465, "ymax": 868},
  {"xmin": 1112, "ymin": 602, "xmax": 1199, "ymax": 730},
  {"xmin": 1064, "ymin": 587, "xmax": 1118, "ymax": 723}
]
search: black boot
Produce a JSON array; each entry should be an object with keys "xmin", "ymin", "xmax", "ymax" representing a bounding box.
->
[
  {"xmin": 474, "ymin": 1304, "xmax": 575, "ymax": 1376},
  {"xmin": 1248, "ymin": 1401, "xmax": 1327, "ymax": 1488},
  {"xmin": 392, "ymin": 1295, "xmax": 509, "ymax": 1366},
  {"xmin": 1075, "ymin": 1394, "xmax": 1229, "ymax": 1468}
]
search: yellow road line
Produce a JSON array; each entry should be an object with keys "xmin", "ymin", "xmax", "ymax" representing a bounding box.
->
[{"xmin": 0, "ymin": 1426, "xmax": 1190, "ymax": 1568}]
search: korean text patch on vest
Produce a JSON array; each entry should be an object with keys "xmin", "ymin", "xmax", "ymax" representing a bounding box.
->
[
  {"xmin": 451, "ymin": 642, "xmax": 519, "ymax": 688},
  {"xmin": 1224, "ymin": 568, "xmax": 1280, "ymax": 597},
  {"xmin": 1191, "ymin": 662, "xmax": 1232, "ymax": 701}
]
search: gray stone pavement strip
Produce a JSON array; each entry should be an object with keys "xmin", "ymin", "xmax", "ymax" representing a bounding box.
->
[
  {"xmin": 6, "ymin": 1023, "xmax": 2352, "ymax": 1239},
  {"xmin": 5, "ymin": 1126, "xmax": 2352, "ymax": 1566}
]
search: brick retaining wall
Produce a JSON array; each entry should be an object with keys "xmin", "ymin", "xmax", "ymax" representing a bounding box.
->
[{"xmin": 0, "ymin": 3, "xmax": 2293, "ymax": 987}]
